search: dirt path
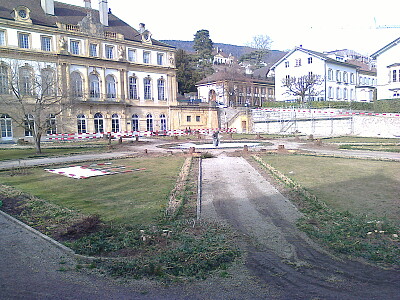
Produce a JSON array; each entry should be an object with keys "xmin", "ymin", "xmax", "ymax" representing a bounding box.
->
[{"xmin": 201, "ymin": 153, "xmax": 400, "ymax": 299}]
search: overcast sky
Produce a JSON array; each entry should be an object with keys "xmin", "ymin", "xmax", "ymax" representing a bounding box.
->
[{"xmin": 61, "ymin": 0, "xmax": 400, "ymax": 55}]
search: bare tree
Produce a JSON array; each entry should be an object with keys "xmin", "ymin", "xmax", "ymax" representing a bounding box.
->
[
  {"xmin": 0, "ymin": 59, "xmax": 68, "ymax": 153},
  {"xmin": 248, "ymin": 34, "xmax": 272, "ymax": 50},
  {"xmin": 282, "ymin": 74, "xmax": 323, "ymax": 103}
]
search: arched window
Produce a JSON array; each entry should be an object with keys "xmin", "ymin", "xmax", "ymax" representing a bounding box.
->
[
  {"xmin": 19, "ymin": 66, "xmax": 33, "ymax": 95},
  {"xmin": 336, "ymin": 70, "xmax": 341, "ymax": 82},
  {"xmin": 41, "ymin": 67, "xmax": 55, "ymax": 96},
  {"xmin": 350, "ymin": 73, "xmax": 355, "ymax": 84},
  {"xmin": 157, "ymin": 78, "xmax": 165, "ymax": 100},
  {"xmin": 128, "ymin": 76, "xmax": 138, "ymax": 99},
  {"xmin": 131, "ymin": 114, "xmax": 139, "ymax": 131},
  {"xmin": 144, "ymin": 77, "xmax": 151, "ymax": 100},
  {"xmin": 111, "ymin": 113, "xmax": 120, "ymax": 132},
  {"xmin": 46, "ymin": 114, "xmax": 56, "ymax": 134},
  {"xmin": 89, "ymin": 74, "xmax": 100, "ymax": 98},
  {"xmin": 24, "ymin": 114, "xmax": 34, "ymax": 136},
  {"xmin": 106, "ymin": 75, "xmax": 116, "ymax": 99},
  {"xmin": 160, "ymin": 114, "xmax": 167, "ymax": 131},
  {"xmin": 343, "ymin": 88, "xmax": 348, "ymax": 100},
  {"xmin": 94, "ymin": 112, "xmax": 104, "ymax": 133},
  {"xmin": 77, "ymin": 114, "xmax": 86, "ymax": 134},
  {"xmin": 71, "ymin": 72, "xmax": 83, "ymax": 98},
  {"xmin": 0, "ymin": 114, "xmax": 12, "ymax": 138},
  {"xmin": 343, "ymin": 71, "xmax": 348, "ymax": 83},
  {"xmin": 146, "ymin": 113, "xmax": 153, "ymax": 132},
  {"xmin": 0, "ymin": 65, "xmax": 9, "ymax": 94},
  {"xmin": 208, "ymin": 90, "xmax": 216, "ymax": 101}
]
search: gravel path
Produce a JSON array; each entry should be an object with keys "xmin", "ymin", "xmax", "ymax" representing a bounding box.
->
[{"xmin": 201, "ymin": 153, "xmax": 400, "ymax": 299}]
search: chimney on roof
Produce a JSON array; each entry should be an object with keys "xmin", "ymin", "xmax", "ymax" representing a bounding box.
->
[
  {"xmin": 98, "ymin": 0, "xmax": 108, "ymax": 26},
  {"xmin": 139, "ymin": 23, "xmax": 146, "ymax": 33},
  {"xmin": 41, "ymin": 0, "xmax": 54, "ymax": 15},
  {"xmin": 84, "ymin": 0, "xmax": 91, "ymax": 9}
]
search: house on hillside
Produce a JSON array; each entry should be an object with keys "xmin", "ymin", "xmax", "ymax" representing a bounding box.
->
[
  {"xmin": 0, "ymin": 0, "xmax": 218, "ymax": 143},
  {"xmin": 271, "ymin": 46, "xmax": 376, "ymax": 102},
  {"xmin": 212, "ymin": 47, "xmax": 234, "ymax": 65},
  {"xmin": 371, "ymin": 37, "xmax": 400, "ymax": 100},
  {"xmin": 196, "ymin": 70, "xmax": 275, "ymax": 107}
]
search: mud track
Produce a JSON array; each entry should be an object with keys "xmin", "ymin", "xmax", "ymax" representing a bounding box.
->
[{"xmin": 201, "ymin": 153, "xmax": 400, "ymax": 299}]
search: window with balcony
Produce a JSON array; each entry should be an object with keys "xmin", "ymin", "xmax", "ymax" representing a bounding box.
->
[
  {"xmin": 89, "ymin": 74, "xmax": 100, "ymax": 98},
  {"xmin": 128, "ymin": 76, "xmax": 138, "ymax": 99},
  {"xmin": 106, "ymin": 75, "xmax": 116, "ymax": 99},
  {"xmin": 157, "ymin": 78, "xmax": 165, "ymax": 100},
  {"xmin": 0, "ymin": 65, "xmax": 9, "ymax": 94},
  {"xmin": 144, "ymin": 77, "xmax": 151, "ymax": 100},
  {"xmin": 71, "ymin": 72, "xmax": 83, "ymax": 98},
  {"xmin": 19, "ymin": 67, "xmax": 33, "ymax": 95}
]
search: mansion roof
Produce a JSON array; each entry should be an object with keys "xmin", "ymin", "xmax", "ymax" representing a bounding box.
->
[{"xmin": 0, "ymin": 0, "xmax": 173, "ymax": 48}]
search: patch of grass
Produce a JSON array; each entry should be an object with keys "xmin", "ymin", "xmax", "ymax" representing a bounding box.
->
[
  {"xmin": 339, "ymin": 144, "xmax": 400, "ymax": 152},
  {"xmin": 254, "ymin": 154, "xmax": 400, "ymax": 266},
  {"xmin": 0, "ymin": 156, "xmax": 184, "ymax": 225},
  {"xmin": 0, "ymin": 145, "xmax": 106, "ymax": 161},
  {"xmin": 323, "ymin": 136, "xmax": 400, "ymax": 144}
]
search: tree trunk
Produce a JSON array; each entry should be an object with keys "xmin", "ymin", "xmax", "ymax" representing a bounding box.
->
[{"xmin": 34, "ymin": 134, "xmax": 42, "ymax": 154}]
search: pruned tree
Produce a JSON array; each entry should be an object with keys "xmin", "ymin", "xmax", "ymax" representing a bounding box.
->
[
  {"xmin": 248, "ymin": 34, "xmax": 272, "ymax": 50},
  {"xmin": 282, "ymin": 74, "xmax": 323, "ymax": 103},
  {"xmin": 0, "ymin": 59, "xmax": 69, "ymax": 153}
]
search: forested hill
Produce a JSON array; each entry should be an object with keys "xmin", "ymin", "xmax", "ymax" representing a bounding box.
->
[
  {"xmin": 160, "ymin": 40, "xmax": 254, "ymax": 58},
  {"xmin": 161, "ymin": 40, "xmax": 287, "ymax": 61}
]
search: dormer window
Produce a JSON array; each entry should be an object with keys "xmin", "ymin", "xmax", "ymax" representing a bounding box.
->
[{"xmin": 14, "ymin": 6, "xmax": 32, "ymax": 23}]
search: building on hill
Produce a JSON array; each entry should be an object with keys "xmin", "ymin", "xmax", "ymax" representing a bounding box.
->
[
  {"xmin": 196, "ymin": 70, "xmax": 275, "ymax": 107},
  {"xmin": 271, "ymin": 46, "xmax": 376, "ymax": 102},
  {"xmin": 0, "ymin": 0, "xmax": 218, "ymax": 143},
  {"xmin": 212, "ymin": 47, "xmax": 234, "ymax": 65},
  {"xmin": 371, "ymin": 37, "xmax": 400, "ymax": 100}
]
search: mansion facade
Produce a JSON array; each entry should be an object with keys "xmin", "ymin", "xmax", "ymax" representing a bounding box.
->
[{"xmin": 0, "ymin": 0, "xmax": 218, "ymax": 142}]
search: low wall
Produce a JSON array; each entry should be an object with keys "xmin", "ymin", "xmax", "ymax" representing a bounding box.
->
[{"xmin": 253, "ymin": 109, "xmax": 400, "ymax": 138}]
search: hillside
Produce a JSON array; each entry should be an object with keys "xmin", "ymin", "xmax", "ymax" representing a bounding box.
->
[{"xmin": 161, "ymin": 40, "xmax": 287, "ymax": 63}]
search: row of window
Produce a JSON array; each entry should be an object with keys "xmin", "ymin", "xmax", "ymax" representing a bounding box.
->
[
  {"xmin": 77, "ymin": 113, "xmax": 167, "ymax": 134},
  {"xmin": 0, "ymin": 30, "xmax": 165, "ymax": 65},
  {"xmin": 327, "ymin": 87, "xmax": 355, "ymax": 100},
  {"xmin": 70, "ymin": 72, "xmax": 166, "ymax": 101},
  {"xmin": 391, "ymin": 70, "xmax": 400, "ymax": 83},
  {"xmin": 284, "ymin": 57, "xmax": 313, "ymax": 68},
  {"xmin": 0, "ymin": 113, "xmax": 169, "ymax": 138},
  {"xmin": 0, "ymin": 64, "xmax": 55, "ymax": 96},
  {"xmin": 327, "ymin": 69, "xmax": 355, "ymax": 84}
]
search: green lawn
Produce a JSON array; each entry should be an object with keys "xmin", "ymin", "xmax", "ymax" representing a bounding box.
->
[
  {"xmin": 260, "ymin": 154, "xmax": 400, "ymax": 225},
  {"xmin": 323, "ymin": 136, "xmax": 400, "ymax": 144},
  {"xmin": 0, "ymin": 145, "xmax": 106, "ymax": 161},
  {"xmin": 0, "ymin": 156, "xmax": 185, "ymax": 225}
]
